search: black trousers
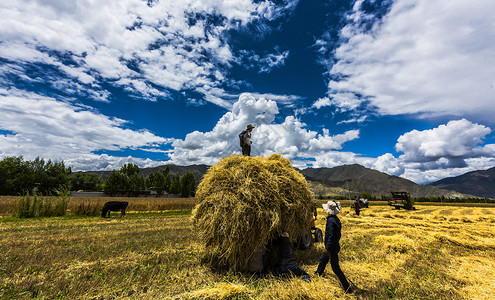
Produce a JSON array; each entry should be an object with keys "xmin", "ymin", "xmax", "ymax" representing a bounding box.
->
[
  {"xmin": 316, "ymin": 250, "xmax": 351, "ymax": 292},
  {"xmin": 242, "ymin": 144, "xmax": 251, "ymax": 156}
]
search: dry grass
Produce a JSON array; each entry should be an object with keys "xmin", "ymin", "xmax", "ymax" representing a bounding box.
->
[
  {"xmin": 0, "ymin": 204, "xmax": 494, "ymax": 299},
  {"xmin": 0, "ymin": 196, "xmax": 196, "ymax": 216}
]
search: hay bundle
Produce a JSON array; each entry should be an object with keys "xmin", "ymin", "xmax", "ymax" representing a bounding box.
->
[{"xmin": 192, "ymin": 154, "xmax": 313, "ymax": 271}]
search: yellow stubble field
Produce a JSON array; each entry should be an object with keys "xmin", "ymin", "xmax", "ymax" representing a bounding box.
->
[{"xmin": 0, "ymin": 198, "xmax": 494, "ymax": 299}]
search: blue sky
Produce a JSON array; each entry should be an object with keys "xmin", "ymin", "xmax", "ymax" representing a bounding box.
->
[{"xmin": 1, "ymin": 0, "xmax": 494, "ymax": 184}]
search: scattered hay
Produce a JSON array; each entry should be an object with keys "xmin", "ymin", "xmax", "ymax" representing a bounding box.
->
[
  {"xmin": 433, "ymin": 233, "xmax": 495, "ymax": 250},
  {"xmin": 447, "ymin": 256, "xmax": 495, "ymax": 299},
  {"xmin": 374, "ymin": 234, "xmax": 417, "ymax": 253},
  {"xmin": 258, "ymin": 276, "xmax": 340, "ymax": 299},
  {"xmin": 192, "ymin": 154, "xmax": 313, "ymax": 271},
  {"xmin": 186, "ymin": 282, "xmax": 250, "ymax": 299}
]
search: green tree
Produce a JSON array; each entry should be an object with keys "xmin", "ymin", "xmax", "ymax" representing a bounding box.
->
[
  {"xmin": 169, "ymin": 173, "xmax": 181, "ymax": 195},
  {"xmin": 29, "ymin": 157, "xmax": 71, "ymax": 195},
  {"xmin": 104, "ymin": 164, "xmax": 145, "ymax": 196},
  {"xmin": 360, "ymin": 192, "xmax": 372, "ymax": 200},
  {"xmin": 0, "ymin": 156, "xmax": 70, "ymax": 195},
  {"xmin": 180, "ymin": 172, "xmax": 196, "ymax": 197},
  {"xmin": 0, "ymin": 156, "xmax": 31, "ymax": 195},
  {"xmin": 163, "ymin": 166, "xmax": 171, "ymax": 193},
  {"xmin": 129, "ymin": 173, "xmax": 145, "ymax": 196},
  {"xmin": 104, "ymin": 170, "xmax": 129, "ymax": 195},
  {"xmin": 145, "ymin": 171, "xmax": 166, "ymax": 195},
  {"xmin": 70, "ymin": 172, "xmax": 103, "ymax": 191},
  {"xmin": 120, "ymin": 163, "xmax": 140, "ymax": 177}
]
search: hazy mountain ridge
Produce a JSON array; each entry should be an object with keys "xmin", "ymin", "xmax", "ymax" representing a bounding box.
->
[
  {"xmin": 87, "ymin": 163, "xmax": 477, "ymax": 198},
  {"xmin": 429, "ymin": 167, "xmax": 495, "ymax": 198},
  {"xmin": 298, "ymin": 164, "xmax": 466, "ymax": 198}
]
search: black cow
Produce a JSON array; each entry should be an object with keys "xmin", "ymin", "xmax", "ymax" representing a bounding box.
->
[{"xmin": 101, "ymin": 201, "xmax": 128, "ymax": 218}]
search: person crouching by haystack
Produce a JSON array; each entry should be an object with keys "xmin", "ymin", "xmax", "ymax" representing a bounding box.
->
[
  {"xmin": 315, "ymin": 201, "xmax": 352, "ymax": 293},
  {"xmin": 262, "ymin": 231, "xmax": 311, "ymax": 282}
]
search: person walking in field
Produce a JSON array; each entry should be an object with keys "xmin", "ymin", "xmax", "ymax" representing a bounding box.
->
[
  {"xmin": 354, "ymin": 200, "xmax": 361, "ymax": 216},
  {"xmin": 315, "ymin": 201, "xmax": 352, "ymax": 293},
  {"xmin": 239, "ymin": 124, "xmax": 255, "ymax": 156}
]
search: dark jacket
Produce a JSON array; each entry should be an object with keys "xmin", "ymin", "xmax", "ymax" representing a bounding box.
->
[
  {"xmin": 324, "ymin": 215, "xmax": 342, "ymax": 252},
  {"xmin": 275, "ymin": 235, "xmax": 297, "ymax": 266}
]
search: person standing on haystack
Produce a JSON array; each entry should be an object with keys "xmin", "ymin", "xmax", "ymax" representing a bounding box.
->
[
  {"xmin": 315, "ymin": 201, "xmax": 353, "ymax": 294},
  {"xmin": 239, "ymin": 124, "xmax": 255, "ymax": 156}
]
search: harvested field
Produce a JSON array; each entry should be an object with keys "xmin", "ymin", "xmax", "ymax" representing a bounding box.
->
[{"xmin": 0, "ymin": 204, "xmax": 494, "ymax": 299}]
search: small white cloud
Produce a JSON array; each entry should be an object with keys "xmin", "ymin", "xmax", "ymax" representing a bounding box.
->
[
  {"xmin": 312, "ymin": 97, "xmax": 331, "ymax": 109},
  {"xmin": 237, "ymin": 49, "xmax": 290, "ymax": 73},
  {"xmin": 337, "ymin": 115, "xmax": 367, "ymax": 125},
  {"xmin": 250, "ymin": 92, "xmax": 304, "ymax": 105},
  {"xmin": 64, "ymin": 154, "xmax": 165, "ymax": 172}
]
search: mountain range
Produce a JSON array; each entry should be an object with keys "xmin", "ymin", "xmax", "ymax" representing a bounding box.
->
[
  {"xmin": 429, "ymin": 166, "xmax": 495, "ymax": 199},
  {"xmin": 90, "ymin": 163, "xmax": 495, "ymax": 199},
  {"xmin": 298, "ymin": 164, "xmax": 467, "ymax": 199}
]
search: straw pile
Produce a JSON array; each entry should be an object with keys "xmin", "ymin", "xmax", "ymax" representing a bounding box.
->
[{"xmin": 192, "ymin": 154, "xmax": 313, "ymax": 271}]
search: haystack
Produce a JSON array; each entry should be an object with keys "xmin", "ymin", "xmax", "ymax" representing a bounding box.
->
[{"xmin": 192, "ymin": 154, "xmax": 313, "ymax": 271}]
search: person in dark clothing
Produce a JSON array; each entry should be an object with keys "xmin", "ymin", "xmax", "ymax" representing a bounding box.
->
[
  {"xmin": 239, "ymin": 124, "xmax": 255, "ymax": 156},
  {"xmin": 354, "ymin": 200, "xmax": 361, "ymax": 216},
  {"xmin": 262, "ymin": 232, "xmax": 311, "ymax": 282},
  {"xmin": 315, "ymin": 201, "xmax": 352, "ymax": 293}
]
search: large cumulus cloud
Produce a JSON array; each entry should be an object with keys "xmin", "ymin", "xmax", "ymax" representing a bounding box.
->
[
  {"xmin": 389, "ymin": 119, "xmax": 495, "ymax": 183},
  {"xmin": 317, "ymin": 0, "xmax": 495, "ymax": 123},
  {"xmin": 169, "ymin": 93, "xmax": 360, "ymax": 165}
]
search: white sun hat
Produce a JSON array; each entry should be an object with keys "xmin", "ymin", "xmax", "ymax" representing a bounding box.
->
[{"xmin": 322, "ymin": 200, "xmax": 341, "ymax": 215}]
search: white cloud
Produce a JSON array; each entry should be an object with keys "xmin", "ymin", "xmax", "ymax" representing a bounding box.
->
[
  {"xmin": 373, "ymin": 153, "xmax": 403, "ymax": 176},
  {"xmin": 237, "ymin": 49, "xmax": 290, "ymax": 73},
  {"xmin": 63, "ymin": 153, "xmax": 172, "ymax": 172},
  {"xmin": 325, "ymin": 0, "xmax": 495, "ymax": 122},
  {"xmin": 312, "ymin": 97, "xmax": 331, "ymax": 109},
  {"xmin": 0, "ymin": 88, "xmax": 171, "ymax": 169},
  {"xmin": 396, "ymin": 119, "xmax": 492, "ymax": 163},
  {"xmin": 168, "ymin": 93, "xmax": 360, "ymax": 164},
  {"xmin": 337, "ymin": 115, "xmax": 367, "ymax": 125},
  {"xmin": 293, "ymin": 151, "xmax": 370, "ymax": 170},
  {"xmin": 388, "ymin": 119, "xmax": 495, "ymax": 183},
  {"xmin": 0, "ymin": 0, "xmax": 297, "ymax": 107},
  {"xmin": 249, "ymin": 93, "xmax": 304, "ymax": 105}
]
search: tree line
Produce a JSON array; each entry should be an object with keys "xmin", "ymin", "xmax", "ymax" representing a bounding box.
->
[
  {"xmin": 103, "ymin": 163, "xmax": 196, "ymax": 197},
  {"xmin": 0, "ymin": 156, "xmax": 196, "ymax": 197}
]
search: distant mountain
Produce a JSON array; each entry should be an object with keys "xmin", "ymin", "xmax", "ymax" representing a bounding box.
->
[
  {"xmin": 298, "ymin": 164, "xmax": 466, "ymax": 199},
  {"xmin": 429, "ymin": 167, "xmax": 495, "ymax": 198},
  {"xmin": 87, "ymin": 163, "xmax": 469, "ymax": 198}
]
